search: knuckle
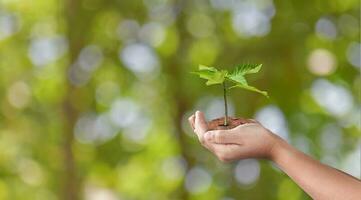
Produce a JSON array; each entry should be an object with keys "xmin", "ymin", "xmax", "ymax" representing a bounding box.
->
[
  {"xmin": 202, "ymin": 142, "xmax": 210, "ymax": 149},
  {"xmin": 218, "ymin": 156, "xmax": 228, "ymax": 163},
  {"xmin": 188, "ymin": 115, "xmax": 195, "ymax": 123},
  {"xmin": 199, "ymin": 136, "xmax": 206, "ymax": 145},
  {"xmin": 219, "ymin": 150, "xmax": 234, "ymax": 163},
  {"xmin": 217, "ymin": 152, "xmax": 229, "ymax": 162},
  {"xmin": 200, "ymin": 139, "xmax": 205, "ymax": 145}
]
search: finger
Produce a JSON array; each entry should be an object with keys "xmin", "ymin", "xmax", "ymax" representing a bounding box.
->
[
  {"xmin": 194, "ymin": 111, "xmax": 207, "ymax": 135},
  {"xmin": 204, "ymin": 130, "xmax": 242, "ymax": 145},
  {"xmin": 211, "ymin": 143, "xmax": 240, "ymax": 162},
  {"xmin": 194, "ymin": 111, "xmax": 208, "ymax": 144},
  {"xmin": 188, "ymin": 114, "xmax": 195, "ymax": 130}
]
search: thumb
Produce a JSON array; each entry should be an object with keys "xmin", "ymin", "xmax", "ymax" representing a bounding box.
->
[
  {"xmin": 195, "ymin": 111, "xmax": 208, "ymax": 134},
  {"xmin": 204, "ymin": 130, "xmax": 241, "ymax": 144}
]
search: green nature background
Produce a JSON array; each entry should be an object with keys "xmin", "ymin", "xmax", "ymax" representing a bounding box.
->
[{"xmin": 0, "ymin": 0, "xmax": 360, "ymax": 199}]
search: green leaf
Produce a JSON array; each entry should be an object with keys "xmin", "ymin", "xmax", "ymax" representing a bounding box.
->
[
  {"xmin": 227, "ymin": 73, "xmax": 248, "ymax": 85},
  {"xmin": 192, "ymin": 63, "xmax": 268, "ymax": 98},
  {"xmin": 229, "ymin": 84, "xmax": 269, "ymax": 98},
  {"xmin": 198, "ymin": 64, "xmax": 217, "ymax": 72},
  {"xmin": 205, "ymin": 70, "xmax": 227, "ymax": 85},
  {"xmin": 191, "ymin": 65, "xmax": 226, "ymax": 85},
  {"xmin": 226, "ymin": 63, "xmax": 265, "ymax": 94},
  {"xmin": 231, "ymin": 63, "xmax": 263, "ymax": 76}
]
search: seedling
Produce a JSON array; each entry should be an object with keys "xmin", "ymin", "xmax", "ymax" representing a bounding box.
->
[{"xmin": 192, "ymin": 63, "xmax": 268, "ymax": 130}]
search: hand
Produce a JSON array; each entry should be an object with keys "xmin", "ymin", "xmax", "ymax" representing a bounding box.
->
[
  {"xmin": 190, "ymin": 111, "xmax": 361, "ymax": 200},
  {"xmin": 188, "ymin": 111, "xmax": 283, "ymax": 162}
]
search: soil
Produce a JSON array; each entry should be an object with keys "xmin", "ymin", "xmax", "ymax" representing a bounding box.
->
[{"xmin": 207, "ymin": 117, "xmax": 255, "ymax": 130}]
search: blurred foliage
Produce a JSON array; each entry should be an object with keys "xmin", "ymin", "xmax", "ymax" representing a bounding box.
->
[{"xmin": 0, "ymin": 0, "xmax": 360, "ymax": 200}]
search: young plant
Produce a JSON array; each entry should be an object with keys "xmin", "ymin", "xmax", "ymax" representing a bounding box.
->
[{"xmin": 192, "ymin": 63, "xmax": 268, "ymax": 128}]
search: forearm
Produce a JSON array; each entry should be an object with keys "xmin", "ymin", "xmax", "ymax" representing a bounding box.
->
[{"xmin": 272, "ymin": 139, "xmax": 361, "ymax": 200}]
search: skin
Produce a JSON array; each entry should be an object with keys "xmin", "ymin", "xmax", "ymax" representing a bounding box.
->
[{"xmin": 188, "ymin": 111, "xmax": 361, "ymax": 200}]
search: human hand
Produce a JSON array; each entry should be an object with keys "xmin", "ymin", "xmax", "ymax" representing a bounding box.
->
[
  {"xmin": 188, "ymin": 111, "xmax": 283, "ymax": 162},
  {"xmin": 190, "ymin": 111, "xmax": 361, "ymax": 200}
]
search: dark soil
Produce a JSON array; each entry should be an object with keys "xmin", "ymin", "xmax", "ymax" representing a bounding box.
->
[{"xmin": 207, "ymin": 117, "xmax": 255, "ymax": 130}]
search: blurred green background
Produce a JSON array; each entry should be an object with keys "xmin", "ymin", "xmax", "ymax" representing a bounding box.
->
[{"xmin": 0, "ymin": 0, "xmax": 360, "ymax": 199}]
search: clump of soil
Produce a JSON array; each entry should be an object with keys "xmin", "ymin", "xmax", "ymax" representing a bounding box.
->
[{"xmin": 207, "ymin": 117, "xmax": 255, "ymax": 130}]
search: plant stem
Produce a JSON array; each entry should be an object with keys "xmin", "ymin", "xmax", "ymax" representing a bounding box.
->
[{"xmin": 223, "ymin": 81, "xmax": 228, "ymax": 126}]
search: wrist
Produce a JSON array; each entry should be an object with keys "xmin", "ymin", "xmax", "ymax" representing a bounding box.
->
[{"xmin": 269, "ymin": 135, "xmax": 290, "ymax": 164}]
